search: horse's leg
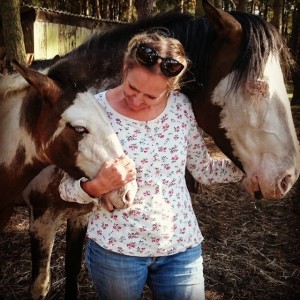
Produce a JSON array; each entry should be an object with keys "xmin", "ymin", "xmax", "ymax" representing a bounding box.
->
[
  {"xmin": 0, "ymin": 199, "xmax": 15, "ymax": 231},
  {"xmin": 64, "ymin": 215, "xmax": 88, "ymax": 300},
  {"xmin": 30, "ymin": 209, "xmax": 61, "ymax": 300}
]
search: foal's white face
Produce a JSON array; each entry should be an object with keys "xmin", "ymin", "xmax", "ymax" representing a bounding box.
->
[
  {"xmin": 55, "ymin": 91, "xmax": 138, "ymax": 207},
  {"xmin": 212, "ymin": 54, "xmax": 300, "ymax": 199}
]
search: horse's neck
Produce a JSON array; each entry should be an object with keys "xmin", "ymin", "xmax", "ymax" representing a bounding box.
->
[{"xmin": 0, "ymin": 87, "xmax": 40, "ymax": 174}]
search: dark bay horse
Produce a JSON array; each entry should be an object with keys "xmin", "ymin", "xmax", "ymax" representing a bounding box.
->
[{"xmin": 15, "ymin": 0, "xmax": 300, "ymax": 298}]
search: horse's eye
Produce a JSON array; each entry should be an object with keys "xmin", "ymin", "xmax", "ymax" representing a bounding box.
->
[
  {"xmin": 74, "ymin": 126, "xmax": 88, "ymax": 134},
  {"xmin": 67, "ymin": 123, "xmax": 89, "ymax": 134}
]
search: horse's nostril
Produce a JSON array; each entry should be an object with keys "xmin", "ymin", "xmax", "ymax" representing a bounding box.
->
[
  {"xmin": 279, "ymin": 174, "xmax": 292, "ymax": 194},
  {"xmin": 125, "ymin": 191, "xmax": 131, "ymax": 203},
  {"xmin": 254, "ymin": 190, "xmax": 263, "ymax": 200}
]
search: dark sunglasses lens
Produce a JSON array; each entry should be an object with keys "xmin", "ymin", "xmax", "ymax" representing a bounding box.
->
[
  {"xmin": 136, "ymin": 45, "xmax": 158, "ymax": 66},
  {"xmin": 161, "ymin": 58, "xmax": 184, "ymax": 77}
]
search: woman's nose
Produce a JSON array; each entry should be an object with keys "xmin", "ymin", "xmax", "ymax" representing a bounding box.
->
[{"xmin": 132, "ymin": 93, "xmax": 144, "ymax": 104}]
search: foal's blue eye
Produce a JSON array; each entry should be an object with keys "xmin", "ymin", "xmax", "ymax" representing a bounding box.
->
[
  {"xmin": 67, "ymin": 123, "xmax": 88, "ymax": 134},
  {"xmin": 74, "ymin": 126, "xmax": 88, "ymax": 134}
]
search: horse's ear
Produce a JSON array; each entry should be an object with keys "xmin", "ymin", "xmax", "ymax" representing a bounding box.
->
[
  {"xmin": 202, "ymin": 0, "xmax": 242, "ymax": 43},
  {"xmin": 12, "ymin": 59, "xmax": 61, "ymax": 106}
]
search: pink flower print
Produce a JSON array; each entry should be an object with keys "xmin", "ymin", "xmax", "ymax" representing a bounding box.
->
[
  {"xmin": 141, "ymin": 147, "xmax": 149, "ymax": 153},
  {"xmin": 101, "ymin": 223, "xmax": 109, "ymax": 230},
  {"xmin": 170, "ymin": 146, "xmax": 178, "ymax": 154},
  {"xmin": 161, "ymin": 115, "xmax": 168, "ymax": 123},
  {"xmin": 108, "ymin": 238, "xmax": 115, "ymax": 245},
  {"xmin": 122, "ymin": 213, "xmax": 129, "ymax": 222},
  {"xmin": 127, "ymin": 135, "xmax": 136, "ymax": 141},
  {"xmin": 176, "ymin": 103, "xmax": 182, "ymax": 110},
  {"xmin": 143, "ymin": 190, "xmax": 151, "ymax": 197},
  {"xmin": 137, "ymin": 247, "xmax": 146, "ymax": 253},
  {"xmin": 158, "ymin": 146, "xmax": 167, "ymax": 152},
  {"xmin": 130, "ymin": 209, "xmax": 141, "ymax": 216},
  {"xmin": 139, "ymin": 226, "xmax": 147, "ymax": 232},
  {"xmin": 113, "ymin": 224, "xmax": 122, "ymax": 231},
  {"xmin": 171, "ymin": 155, "xmax": 179, "ymax": 162},
  {"xmin": 174, "ymin": 126, "xmax": 180, "ymax": 132},
  {"xmin": 162, "ymin": 124, "xmax": 169, "ymax": 131},
  {"xmin": 168, "ymin": 189, "xmax": 174, "ymax": 196},
  {"xmin": 129, "ymin": 144, "xmax": 138, "ymax": 150},
  {"xmin": 177, "ymin": 237, "xmax": 183, "ymax": 243},
  {"xmin": 180, "ymin": 227, "xmax": 186, "ymax": 234},
  {"xmin": 141, "ymin": 158, "xmax": 149, "ymax": 164},
  {"xmin": 151, "ymin": 237, "xmax": 160, "ymax": 243},
  {"xmin": 115, "ymin": 118, "xmax": 122, "ymax": 125},
  {"xmin": 128, "ymin": 232, "xmax": 139, "ymax": 239},
  {"xmin": 142, "ymin": 214, "xmax": 150, "ymax": 221},
  {"xmin": 152, "ymin": 223, "xmax": 159, "ymax": 231},
  {"xmin": 117, "ymin": 246, "xmax": 124, "ymax": 253},
  {"xmin": 110, "ymin": 214, "xmax": 118, "ymax": 220},
  {"xmin": 127, "ymin": 242, "xmax": 136, "ymax": 249}
]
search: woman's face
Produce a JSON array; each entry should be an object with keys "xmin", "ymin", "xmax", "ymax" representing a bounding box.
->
[{"xmin": 122, "ymin": 65, "xmax": 169, "ymax": 111}]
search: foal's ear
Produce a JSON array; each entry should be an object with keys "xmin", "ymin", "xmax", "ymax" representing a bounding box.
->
[
  {"xmin": 12, "ymin": 59, "xmax": 61, "ymax": 106},
  {"xmin": 202, "ymin": 0, "xmax": 242, "ymax": 43}
]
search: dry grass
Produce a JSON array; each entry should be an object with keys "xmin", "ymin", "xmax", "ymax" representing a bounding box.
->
[{"xmin": 0, "ymin": 107, "xmax": 299, "ymax": 300}]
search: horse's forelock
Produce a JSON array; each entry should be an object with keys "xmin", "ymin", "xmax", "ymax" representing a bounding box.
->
[{"xmin": 229, "ymin": 12, "xmax": 294, "ymax": 91}]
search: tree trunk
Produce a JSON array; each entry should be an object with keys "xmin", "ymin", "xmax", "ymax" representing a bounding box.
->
[
  {"xmin": 134, "ymin": 0, "xmax": 155, "ymax": 20},
  {"xmin": 93, "ymin": 0, "xmax": 101, "ymax": 18},
  {"xmin": 0, "ymin": 0, "xmax": 27, "ymax": 70},
  {"xmin": 270, "ymin": 0, "xmax": 282, "ymax": 32},
  {"xmin": 195, "ymin": 0, "xmax": 205, "ymax": 16},
  {"xmin": 237, "ymin": 0, "xmax": 247, "ymax": 12}
]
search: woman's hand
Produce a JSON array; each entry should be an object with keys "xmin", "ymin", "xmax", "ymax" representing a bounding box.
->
[{"xmin": 81, "ymin": 155, "xmax": 136, "ymax": 198}]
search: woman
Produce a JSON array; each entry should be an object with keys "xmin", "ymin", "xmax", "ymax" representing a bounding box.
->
[{"xmin": 59, "ymin": 32, "xmax": 244, "ymax": 299}]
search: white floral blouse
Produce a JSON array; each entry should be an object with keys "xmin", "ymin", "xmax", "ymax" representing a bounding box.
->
[{"xmin": 59, "ymin": 91, "xmax": 243, "ymax": 257}]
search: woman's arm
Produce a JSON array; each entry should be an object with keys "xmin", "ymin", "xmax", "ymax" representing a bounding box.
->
[
  {"xmin": 186, "ymin": 103, "xmax": 244, "ymax": 184},
  {"xmin": 59, "ymin": 155, "xmax": 136, "ymax": 204}
]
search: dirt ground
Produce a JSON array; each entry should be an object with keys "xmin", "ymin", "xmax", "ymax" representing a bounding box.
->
[{"xmin": 0, "ymin": 107, "xmax": 299, "ymax": 300}]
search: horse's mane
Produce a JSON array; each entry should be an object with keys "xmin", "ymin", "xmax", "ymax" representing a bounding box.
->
[
  {"xmin": 177, "ymin": 11, "xmax": 294, "ymax": 92},
  {"xmin": 48, "ymin": 11, "xmax": 293, "ymax": 93},
  {"xmin": 69, "ymin": 12, "xmax": 195, "ymax": 59}
]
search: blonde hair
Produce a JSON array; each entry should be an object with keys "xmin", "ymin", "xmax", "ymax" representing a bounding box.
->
[{"xmin": 123, "ymin": 31, "xmax": 189, "ymax": 91}]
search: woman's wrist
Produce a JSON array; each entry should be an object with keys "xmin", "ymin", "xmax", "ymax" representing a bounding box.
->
[{"xmin": 81, "ymin": 179, "xmax": 104, "ymax": 198}]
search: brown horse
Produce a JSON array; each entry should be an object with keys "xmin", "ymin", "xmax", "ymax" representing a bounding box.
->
[
  {"xmin": 0, "ymin": 60, "xmax": 137, "ymax": 229},
  {"xmin": 14, "ymin": 0, "xmax": 300, "ymax": 298}
]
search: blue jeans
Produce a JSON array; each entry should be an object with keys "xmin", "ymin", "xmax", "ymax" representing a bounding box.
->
[{"xmin": 85, "ymin": 239, "xmax": 205, "ymax": 300}]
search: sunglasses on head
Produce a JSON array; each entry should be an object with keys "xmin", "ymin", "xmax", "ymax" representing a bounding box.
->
[{"xmin": 135, "ymin": 43, "xmax": 184, "ymax": 77}]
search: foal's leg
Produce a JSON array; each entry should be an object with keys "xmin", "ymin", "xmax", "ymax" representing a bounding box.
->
[
  {"xmin": 30, "ymin": 209, "xmax": 62, "ymax": 300},
  {"xmin": 64, "ymin": 215, "xmax": 89, "ymax": 300},
  {"xmin": 22, "ymin": 166, "xmax": 65, "ymax": 299}
]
